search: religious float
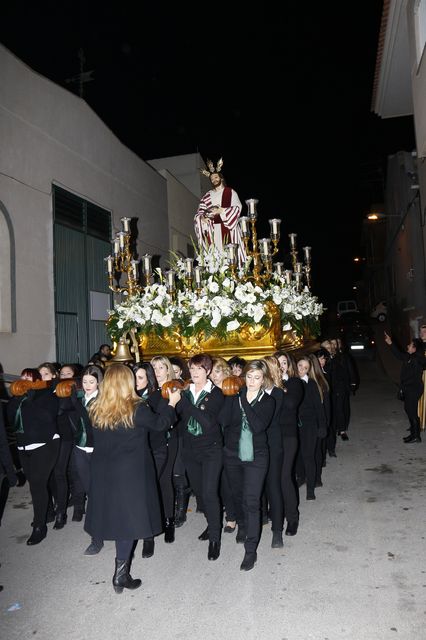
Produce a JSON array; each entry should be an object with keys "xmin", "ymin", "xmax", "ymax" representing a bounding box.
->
[{"xmin": 105, "ymin": 198, "xmax": 323, "ymax": 362}]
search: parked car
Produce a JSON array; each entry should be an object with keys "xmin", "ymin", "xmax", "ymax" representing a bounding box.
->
[
  {"xmin": 338, "ymin": 312, "xmax": 376, "ymax": 359},
  {"xmin": 336, "ymin": 299, "xmax": 359, "ymax": 318},
  {"xmin": 370, "ymin": 301, "xmax": 387, "ymax": 322}
]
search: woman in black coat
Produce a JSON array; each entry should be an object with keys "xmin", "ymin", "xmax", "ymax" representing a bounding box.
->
[
  {"xmin": 7, "ymin": 375, "xmax": 59, "ymax": 545},
  {"xmin": 385, "ymin": 332, "xmax": 425, "ymax": 443},
  {"xmin": 84, "ymin": 364, "xmax": 181, "ymax": 594},
  {"xmin": 220, "ymin": 360, "xmax": 275, "ymax": 571},
  {"xmin": 296, "ymin": 356, "xmax": 327, "ymax": 501},
  {"xmin": 278, "ymin": 352, "xmax": 304, "ymax": 537},
  {"xmin": 175, "ymin": 353, "xmax": 225, "ymax": 562}
]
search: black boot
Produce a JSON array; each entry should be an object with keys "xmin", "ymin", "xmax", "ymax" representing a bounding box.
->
[
  {"xmin": 236, "ymin": 525, "xmax": 246, "ymax": 544},
  {"xmin": 142, "ymin": 538, "xmax": 155, "ymax": 558},
  {"xmin": 27, "ymin": 525, "xmax": 47, "ymax": 545},
  {"xmin": 175, "ymin": 488, "xmax": 190, "ymax": 528},
  {"xmin": 53, "ymin": 512, "xmax": 67, "ymax": 530},
  {"xmin": 240, "ymin": 551, "xmax": 257, "ymax": 571},
  {"xmin": 207, "ymin": 541, "xmax": 221, "ymax": 561},
  {"xmin": 72, "ymin": 506, "xmax": 85, "ymax": 522},
  {"xmin": 164, "ymin": 518, "xmax": 175, "ymax": 543},
  {"xmin": 271, "ymin": 531, "xmax": 283, "ymax": 548},
  {"xmin": 112, "ymin": 558, "xmax": 142, "ymax": 594}
]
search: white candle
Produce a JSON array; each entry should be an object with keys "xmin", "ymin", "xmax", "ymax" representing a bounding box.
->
[
  {"xmin": 269, "ymin": 219, "xmax": 281, "ymax": 238},
  {"xmin": 274, "ymin": 262, "xmax": 284, "ymax": 275},
  {"xmin": 118, "ymin": 231, "xmax": 126, "ymax": 249},
  {"xmin": 185, "ymin": 258, "xmax": 194, "ymax": 275},
  {"xmin": 194, "ymin": 266, "xmax": 202, "ymax": 285},
  {"xmin": 289, "ymin": 233, "xmax": 297, "ymax": 249},
  {"xmin": 259, "ymin": 238, "xmax": 271, "ymax": 256},
  {"xmin": 303, "ymin": 246, "xmax": 312, "ymax": 262},
  {"xmin": 165, "ymin": 270, "xmax": 175, "ymax": 290},
  {"xmin": 284, "ymin": 270, "xmax": 292, "ymax": 285},
  {"xmin": 295, "ymin": 262, "xmax": 303, "ymax": 273},
  {"xmin": 105, "ymin": 256, "xmax": 113, "ymax": 274},
  {"xmin": 245, "ymin": 198, "xmax": 259, "ymax": 219},
  {"xmin": 131, "ymin": 259, "xmax": 139, "ymax": 280},
  {"xmin": 113, "ymin": 237, "xmax": 120, "ymax": 255},
  {"xmin": 239, "ymin": 217, "xmax": 250, "ymax": 237},
  {"xmin": 142, "ymin": 254, "xmax": 152, "ymax": 274},
  {"xmin": 121, "ymin": 217, "xmax": 131, "ymax": 232}
]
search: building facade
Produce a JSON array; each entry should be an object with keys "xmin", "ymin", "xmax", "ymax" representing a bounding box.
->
[{"xmin": 0, "ymin": 44, "xmax": 200, "ymax": 374}]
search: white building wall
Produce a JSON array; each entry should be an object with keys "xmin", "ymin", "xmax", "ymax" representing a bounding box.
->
[{"xmin": 0, "ymin": 45, "xmax": 194, "ymax": 374}]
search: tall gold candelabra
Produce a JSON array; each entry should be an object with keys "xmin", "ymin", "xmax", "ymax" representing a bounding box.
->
[
  {"xmin": 229, "ymin": 199, "xmax": 281, "ymax": 287},
  {"xmin": 105, "ymin": 217, "xmax": 147, "ymax": 296}
]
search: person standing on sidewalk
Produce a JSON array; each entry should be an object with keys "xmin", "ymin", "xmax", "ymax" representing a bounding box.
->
[{"xmin": 384, "ymin": 331, "xmax": 425, "ymax": 443}]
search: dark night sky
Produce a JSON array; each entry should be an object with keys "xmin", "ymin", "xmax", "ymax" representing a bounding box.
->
[{"xmin": 0, "ymin": 2, "xmax": 416, "ymax": 305}]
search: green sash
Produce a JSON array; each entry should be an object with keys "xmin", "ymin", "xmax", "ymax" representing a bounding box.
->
[
  {"xmin": 186, "ymin": 388, "xmax": 209, "ymax": 436},
  {"xmin": 238, "ymin": 390, "xmax": 264, "ymax": 462},
  {"xmin": 14, "ymin": 396, "xmax": 27, "ymax": 434}
]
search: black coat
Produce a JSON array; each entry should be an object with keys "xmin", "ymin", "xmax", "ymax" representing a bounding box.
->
[
  {"xmin": 84, "ymin": 402, "xmax": 176, "ymax": 541},
  {"xmin": 176, "ymin": 386, "xmax": 224, "ymax": 450},
  {"xmin": 220, "ymin": 389, "xmax": 275, "ymax": 453},
  {"xmin": 390, "ymin": 344, "xmax": 425, "ymax": 394},
  {"xmin": 7, "ymin": 387, "xmax": 59, "ymax": 447},
  {"xmin": 265, "ymin": 386, "xmax": 285, "ymax": 449},
  {"xmin": 298, "ymin": 379, "xmax": 327, "ymax": 437},
  {"xmin": 280, "ymin": 377, "xmax": 304, "ymax": 438}
]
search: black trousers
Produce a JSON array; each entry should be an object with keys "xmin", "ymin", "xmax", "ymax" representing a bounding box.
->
[
  {"xmin": 220, "ymin": 466, "xmax": 236, "ymax": 522},
  {"xmin": 265, "ymin": 446, "xmax": 283, "ymax": 532},
  {"xmin": 19, "ymin": 439, "xmax": 60, "ymax": 528},
  {"xmin": 72, "ymin": 447, "xmax": 91, "ymax": 498},
  {"xmin": 224, "ymin": 448, "xmax": 269, "ymax": 553},
  {"xmin": 315, "ymin": 437, "xmax": 325, "ymax": 484},
  {"xmin": 281, "ymin": 436, "xmax": 299, "ymax": 525},
  {"xmin": 298, "ymin": 423, "xmax": 317, "ymax": 494},
  {"xmin": 48, "ymin": 439, "xmax": 73, "ymax": 513},
  {"xmin": 404, "ymin": 388, "xmax": 423, "ymax": 437},
  {"xmin": 182, "ymin": 445, "xmax": 223, "ymax": 542},
  {"xmin": 153, "ymin": 437, "xmax": 178, "ymax": 521}
]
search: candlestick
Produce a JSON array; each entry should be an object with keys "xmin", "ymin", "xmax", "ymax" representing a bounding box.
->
[
  {"xmin": 295, "ymin": 262, "xmax": 303, "ymax": 274},
  {"xmin": 118, "ymin": 231, "xmax": 126, "ymax": 250},
  {"xmin": 269, "ymin": 219, "xmax": 281, "ymax": 240},
  {"xmin": 258, "ymin": 238, "xmax": 271, "ymax": 257},
  {"xmin": 274, "ymin": 262, "xmax": 284, "ymax": 276},
  {"xmin": 130, "ymin": 259, "xmax": 139, "ymax": 280},
  {"xmin": 165, "ymin": 269, "xmax": 175, "ymax": 291},
  {"xmin": 284, "ymin": 270, "xmax": 292, "ymax": 285},
  {"xmin": 245, "ymin": 198, "xmax": 259, "ymax": 220},
  {"xmin": 239, "ymin": 216, "xmax": 250, "ymax": 238},
  {"xmin": 303, "ymin": 246, "xmax": 312, "ymax": 263},
  {"xmin": 184, "ymin": 258, "xmax": 194, "ymax": 276},
  {"xmin": 105, "ymin": 256, "xmax": 113, "ymax": 274},
  {"xmin": 226, "ymin": 243, "xmax": 238, "ymax": 265},
  {"xmin": 142, "ymin": 254, "xmax": 152, "ymax": 274},
  {"xmin": 289, "ymin": 233, "xmax": 297, "ymax": 249},
  {"xmin": 121, "ymin": 217, "xmax": 131, "ymax": 232},
  {"xmin": 194, "ymin": 266, "xmax": 202, "ymax": 286}
]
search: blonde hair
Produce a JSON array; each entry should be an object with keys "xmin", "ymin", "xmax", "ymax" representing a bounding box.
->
[
  {"xmin": 150, "ymin": 355, "xmax": 174, "ymax": 382},
  {"xmin": 263, "ymin": 355, "xmax": 283, "ymax": 388},
  {"xmin": 211, "ymin": 357, "xmax": 231, "ymax": 377},
  {"xmin": 243, "ymin": 359, "xmax": 271, "ymax": 390},
  {"xmin": 89, "ymin": 364, "xmax": 141, "ymax": 430}
]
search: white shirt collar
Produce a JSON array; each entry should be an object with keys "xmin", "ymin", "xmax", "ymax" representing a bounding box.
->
[
  {"xmin": 190, "ymin": 379, "xmax": 213, "ymax": 402},
  {"xmin": 301, "ymin": 375, "xmax": 309, "ymax": 383}
]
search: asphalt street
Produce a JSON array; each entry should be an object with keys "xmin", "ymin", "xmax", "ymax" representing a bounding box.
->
[{"xmin": 1, "ymin": 351, "xmax": 425, "ymax": 640}]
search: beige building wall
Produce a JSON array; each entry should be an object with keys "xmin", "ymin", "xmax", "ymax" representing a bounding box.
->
[{"xmin": 0, "ymin": 45, "xmax": 195, "ymax": 375}]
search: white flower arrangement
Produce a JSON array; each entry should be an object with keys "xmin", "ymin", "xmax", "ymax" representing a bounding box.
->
[{"xmin": 107, "ymin": 245, "xmax": 323, "ymax": 342}]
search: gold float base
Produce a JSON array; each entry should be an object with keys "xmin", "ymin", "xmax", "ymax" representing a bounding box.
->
[{"xmin": 137, "ymin": 302, "xmax": 318, "ymax": 360}]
